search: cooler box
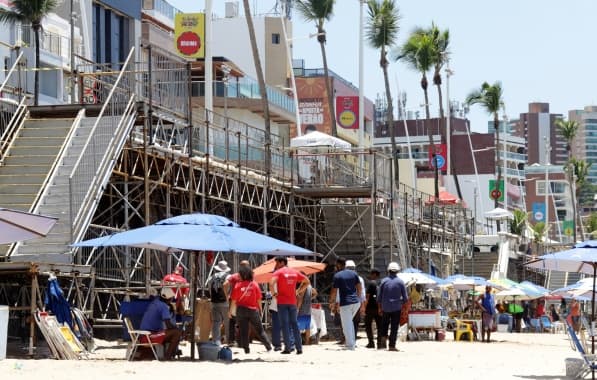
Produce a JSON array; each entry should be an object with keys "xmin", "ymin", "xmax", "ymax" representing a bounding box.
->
[{"xmin": 408, "ymin": 310, "xmax": 441, "ymax": 329}]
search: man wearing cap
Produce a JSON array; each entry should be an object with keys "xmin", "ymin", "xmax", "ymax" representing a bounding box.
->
[
  {"xmin": 162, "ymin": 265, "xmax": 189, "ymax": 314},
  {"xmin": 209, "ymin": 260, "xmax": 231, "ymax": 346},
  {"xmin": 329, "ymin": 257, "xmax": 363, "ymax": 350},
  {"xmin": 364, "ymin": 268, "xmax": 382, "ymax": 348},
  {"xmin": 377, "ymin": 262, "xmax": 408, "ymax": 351},
  {"xmin": 140, "ymin": 287, "xmax": 182, "ymax": 360},
  {"xmin": 344, "ymin": 260, "xmax": 366, "ymax": 341}
]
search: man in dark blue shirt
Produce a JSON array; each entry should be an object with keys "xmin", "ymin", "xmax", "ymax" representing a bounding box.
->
[
  {"xmin": 377, "ymin": 262, "xmax": 408, "ymax": 351},
  {"xmin": 329, "ymin": 257, "xmax": 363, "ymax": 350},
  {"xmin": 140, "ymin": 287, "xmax": 182, "ymax": 360}
]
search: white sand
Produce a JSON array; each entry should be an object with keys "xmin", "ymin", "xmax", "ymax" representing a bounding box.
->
[{"xmin": 0, "ymin": 332, "xmax": 581, "ymax": 380}]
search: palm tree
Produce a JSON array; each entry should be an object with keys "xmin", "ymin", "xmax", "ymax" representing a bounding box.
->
[
  {"xmin": 295, "ymin": 0, "xmax": 337, "ymax": 136},
  {"xmin": 397, "ymin": 28, "xmax": 438, "ymax": 198},
  {"xmin": 428, "ymin": 23, "xmax": 449, "ymax": 120},
  {"xmin": 571, "ymin": 157, "xmax": 592, "ymax": 240},
  {"xmin": 242, "ymin": 0, "xmax": 271, "ymax": 172},
  {"xmin": 466, "ymin": 82, "xmax": 505, "ymax": 231},
  {"xmin": 510, "ymin": 209, "xmax": 528, "ymax": 237},
  {"xmin": 555, "ymin": 118, "xmax": 579, "ymax": 242},
  {"xmin": 531, "ymin": 221, "xmax": 547, "ymax": 256},
  {"xmin": 587, "ymin": 212, "xmax": 597, "ymax": 238},
  {"xmin": 0, "ymin": 0, "xmax": 57, "ymax": 106},
  {"xmin": 365, "ymin": 0, "xmax": 400, "ymax": 184}
]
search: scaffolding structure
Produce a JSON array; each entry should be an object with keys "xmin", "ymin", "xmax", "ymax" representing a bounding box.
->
[{"xmin": 0, "ymin": 45, "xmax": 474, "ymax": 332}]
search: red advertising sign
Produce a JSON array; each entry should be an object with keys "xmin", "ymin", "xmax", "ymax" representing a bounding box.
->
[
  {"xmin": 177, "ymin": 31, "xmax": 201, "ymax": 56},
  {"xmin": 428, "ymin": 143, "xmax": 448, "ymax": 172},
  {"xmin": 336, "ymin": 96, "xmax": 359, "ymax": 129}
]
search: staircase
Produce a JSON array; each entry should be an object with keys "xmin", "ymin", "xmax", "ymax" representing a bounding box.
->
[{"xmin": 321, "ymin": 203, "xmax": 394, "ymax": 273}]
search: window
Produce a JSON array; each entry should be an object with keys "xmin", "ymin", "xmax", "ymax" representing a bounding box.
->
[{"xmin": 272, "ymin": 33, "xmax": 280, "ymax": 44}]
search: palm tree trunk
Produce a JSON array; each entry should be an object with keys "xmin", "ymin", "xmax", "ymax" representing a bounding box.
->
[
  {"xmin": 243, "ymin": 0, "xmax": 270, "ymax": 235},
  {"xmin": 381, "ymin": 50, "xmax": 397, "ymax": 186},
  {"xmin": 242, "ymin": 0, "xmax": 271, "ymax": 171},
  {"xmin": 33, "ymin": 24, "xmax": 40, "ymax": 106},
  {"xmin": 320, "ymin": 38, "xmax": 337, "ymax": 137},
  {"xmin": 421, "ymin": 82, "xmax": 439, "ymax": 200},
  {"xmin": 434, "ymin": 72, "xmax": 444, "ymax": 120}
]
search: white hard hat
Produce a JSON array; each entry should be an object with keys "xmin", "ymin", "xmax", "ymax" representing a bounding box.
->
[
  {"xmin": 387, "ymin": 262, "xmax": 400, "ymax": 272},
  {"xmin": 345, "ymin": 260, "xmax": 356, "ymax": 268},
  {"xmin": 160, "ymin": 287, "xmax": 176, "ymax": 300}
]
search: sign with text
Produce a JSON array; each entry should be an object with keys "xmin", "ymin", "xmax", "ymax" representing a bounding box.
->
[
  {"xmin": 336, "ymin": 96, "xmax": 359, "ymax": 129},
  {"xmin": 174, "ymin": 13, "xmax": 205, "ymax": 59}
]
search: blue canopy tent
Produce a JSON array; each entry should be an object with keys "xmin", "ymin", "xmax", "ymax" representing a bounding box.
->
[{"xmin": 72, "ymin": 213, "xmax": 316, "ymax": 359}]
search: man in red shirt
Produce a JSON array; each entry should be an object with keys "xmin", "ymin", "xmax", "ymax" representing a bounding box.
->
[
  {"xmin": 162, "ymin": 266, "xmax": 189, "ymax": 314},
  {"xmin": 223, "ymin": 260, "xmax": 251, "ymax": 345},
  {"xmin": 270, "ymin": 256, "xmax": 309, "ymax": 355}
]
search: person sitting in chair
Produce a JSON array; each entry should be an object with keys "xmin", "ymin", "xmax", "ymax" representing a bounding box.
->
[{"xmin": 140, "ymin": 287, "xmax": 182, "ymax": 360}]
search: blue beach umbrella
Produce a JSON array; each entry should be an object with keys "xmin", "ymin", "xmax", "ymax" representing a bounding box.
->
[{"xmin": 73, "ymin": 213, "xmax": 314, "ymax": 256}]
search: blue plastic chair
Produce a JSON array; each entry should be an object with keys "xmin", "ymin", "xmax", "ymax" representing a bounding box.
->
[
  {"xmin": 529, "ymin": 318, "xmax": 542, "ymax": 332},
  {"xmin": 540, "ymin": 315, "xmax": 553, "ymax": 333}
]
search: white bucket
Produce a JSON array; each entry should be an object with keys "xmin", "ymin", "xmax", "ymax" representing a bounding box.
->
[{"xmin": 0, "ymin": 305, "xmax": 8, "ymax": 360}]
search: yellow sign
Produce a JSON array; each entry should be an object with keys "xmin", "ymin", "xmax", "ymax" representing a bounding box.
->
[{"xmin": 174, "ymin": 13, "xmax": 205, "ymax": 59}]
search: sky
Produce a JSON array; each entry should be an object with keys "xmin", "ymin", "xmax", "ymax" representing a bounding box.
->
[{"xmin": 169, "ymin": 0, "xmax": 597, "ymax": 133}]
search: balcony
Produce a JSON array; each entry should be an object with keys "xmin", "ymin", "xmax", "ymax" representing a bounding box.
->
[{"xmin": 17, "ymin": 25, "xmax": 82, "ymax": 64}]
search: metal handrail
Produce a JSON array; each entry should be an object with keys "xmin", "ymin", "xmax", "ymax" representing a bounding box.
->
[
  {"xmin": 0, "ymin": 51, "xmax": 23, "ymax": 95},
  {"xmin": 71, "ymin": 94, "xmax": 136, "ymax": 244},
  {"xmin": 0, "ymin": 97, "xmax": 28, "ymax": 163},
  {"xmin": 69, "ymin": 47, "xmax": 136, "ymax": 242},
  {"xmin": 32, "ymin": 108, "xmax": 86, "ymax": 214}
]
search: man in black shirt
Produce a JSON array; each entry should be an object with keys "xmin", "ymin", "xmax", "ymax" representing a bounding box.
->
[{"xmin": 363, "ymin": 268, "xmax": 381, "ymax": 348}]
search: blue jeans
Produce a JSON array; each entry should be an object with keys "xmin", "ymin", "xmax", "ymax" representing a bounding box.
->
[
  {"xmin": 339, "ymin": 302, "xmax": 361, "ymax": 350},
  {"xmin": 278, "ymin": 304, "xmax": 302, "ymax": 352},
  {"xmin": 271, "ymin": 310, "xmax": 294, "ymax": 349}
]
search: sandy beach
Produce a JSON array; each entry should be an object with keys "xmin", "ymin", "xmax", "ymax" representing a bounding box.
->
[{"xmin": 0, "ymin": 331, "xmax": 580, "ymax": 380}]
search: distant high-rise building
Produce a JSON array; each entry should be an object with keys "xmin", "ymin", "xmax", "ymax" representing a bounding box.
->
[
  {"xmin": 568, "ymin": 106, "xmax": 597, "ymax": 186},
  {"xmin": 513, "ymin": 102, "xmax": 565, "ymax": 166}
]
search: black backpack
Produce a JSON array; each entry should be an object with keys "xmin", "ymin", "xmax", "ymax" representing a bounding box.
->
[{"xmin": 210, "ymin": 272, "xmax": 227, "ymax": 303}]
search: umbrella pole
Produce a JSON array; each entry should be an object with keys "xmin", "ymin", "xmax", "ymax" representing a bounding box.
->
[
  {"xmin": 190, "ymin": 251, "xmax": 197, "ymax": 360},
  {"xmin": 591, "ymin": 263, "xmax": 597, "ymax": 380}
]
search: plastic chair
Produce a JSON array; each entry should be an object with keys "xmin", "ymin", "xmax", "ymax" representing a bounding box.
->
[
  {"xmin": 123, "ymin": 317, "xmax": 161, "ymax": 361},
  {"xmin": 529, "ymin": 318, "xmax": 542, "ymax": 332},
  {"xmin": 540, "ymin": 315, "xmax": 553, "ymax": 333},
  {"xmin": 566, "ymin": 320, "xmax": 597, "ymax": 379},
  {"xmin": 453, "ymin": 319, "xmax": 474, "ymax": 342}
]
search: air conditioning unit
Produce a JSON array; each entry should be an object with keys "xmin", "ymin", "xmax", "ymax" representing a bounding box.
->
[{"xmin": 225, "ymin": 2, "xmax": 239, "ymax": 18}]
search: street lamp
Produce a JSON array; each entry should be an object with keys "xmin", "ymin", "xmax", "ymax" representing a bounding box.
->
[
  {"xmin": 544, "ymin": 136, "xmax": 551, "ymax": 243},
  {"xmin": 221, "ymin": 64, "xmax": 231, "ymax": 162},
  {"xmin": 465, "ymin": 179, "xmax": 478, "ymax": 277}
]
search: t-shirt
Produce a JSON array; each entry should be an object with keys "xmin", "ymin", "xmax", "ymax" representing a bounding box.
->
[
  {"xmin": 365, "ymin": 280, "xmax": 379, "ymax": 312},
  {"xmin": 272, "ymin": 267, "xmax": 307, "ymax": 305},
  {"xmin": 231, "ymin": 280, "xmax": 262, "ymax": 310},
  {"xmin": 140, "ymin": 297, "xmax": 171, "ymax": 332},
  {"xmin": 333, "ymin": 269, "xmax": 360, "ymax": 306}
]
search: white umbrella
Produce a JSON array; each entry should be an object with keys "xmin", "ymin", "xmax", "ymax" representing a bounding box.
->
[
  {"xmin": 485, "ymin": 207, "xmax": 513, "ymax": 220},
  {"xmin": 495, "ymin": 287, "xmax": 539, "ymax": 301},
  {"xmin": 0, "ymin": 208, "xmax": 57, "ymax": 244}
]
